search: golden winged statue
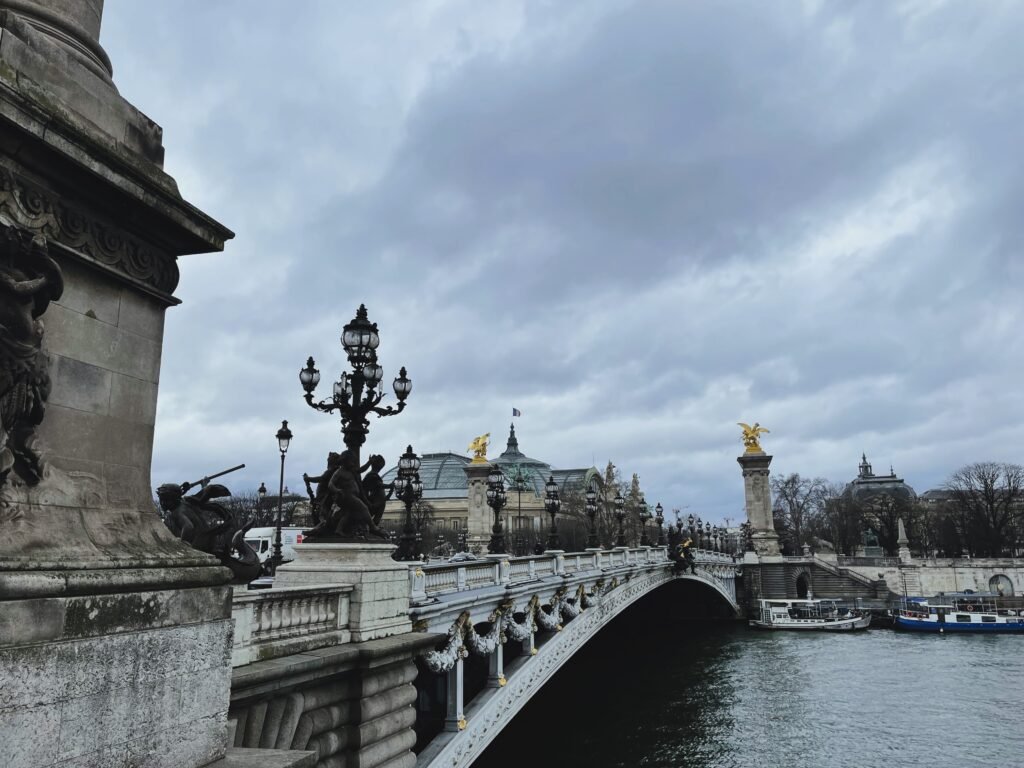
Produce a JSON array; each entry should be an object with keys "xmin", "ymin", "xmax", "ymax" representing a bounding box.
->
[
  {"xmin": 737, "ymin": 422, "xmax": 769, "ymax": 453},
  {"xmin": 467, "ymin": 433, "xmax": 490, "ymax": 464}
]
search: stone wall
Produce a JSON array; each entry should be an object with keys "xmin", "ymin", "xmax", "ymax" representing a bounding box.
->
[{"xmin": 841, "ymin": 559, "xmax": 1024, "ymax": 597}]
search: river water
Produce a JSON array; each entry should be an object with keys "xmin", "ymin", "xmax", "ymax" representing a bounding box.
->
[{"xmin": 478, "ymin": 592, "xmax": 1024, "ymax": 768}]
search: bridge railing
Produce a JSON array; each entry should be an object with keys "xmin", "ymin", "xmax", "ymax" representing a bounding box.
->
[
  {"xmin": 231, "ymin": 583, "xmax": 353, "ymax": 667},
  {"xmin": 414, "ymin": 546, "xmax": 670, "ymax": 601}
]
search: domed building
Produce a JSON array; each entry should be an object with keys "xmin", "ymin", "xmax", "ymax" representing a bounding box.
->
[
  {"xmin": 380, "ymin": 424, "xmax": 603, "ymax": 546},
  {"xmin": 841, "ymin": 454, "xmax": 918, "ymax": 506}
]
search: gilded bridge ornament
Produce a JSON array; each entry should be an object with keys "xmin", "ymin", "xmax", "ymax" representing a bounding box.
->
[
  {"xmin": 738, "ymin": 422, "xmax": 769, "ymax": 454},
  {"xmin": 0, "ymin": 225, "xmax": 63, "ymax": 496},
  {"xmin": 468, "ymin": 433, "xmax": 490, "ymax": 464}
]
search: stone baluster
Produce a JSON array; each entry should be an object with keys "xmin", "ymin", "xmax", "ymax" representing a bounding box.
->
[
  {"xmin": 457, "ymin": 566, "xmax": 467, "ymax": 591},
  {"xmin": 410, "ymin": 566, "xmax": 427, "ymax": 602},
  {"xmin": 487, "ymin": 638, "xmax": 506, "ymax": 688},
  {"xmin": 499, "ymin": 558, "xmax": 512, "ymax": 586}
]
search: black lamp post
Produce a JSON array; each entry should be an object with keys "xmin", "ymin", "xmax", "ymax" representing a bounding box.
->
[
  {"xmin": 585, "ymin": 485, "xmax": 599, "ymax": 548},
  {"xmin": 695, "ymin": 517, "xmax": 703, "ymax": 547},
  {"xmin": 655, "ymin": 502, "xmax": 665, "ymax": 546},
  {"xmin": 393, "ymin": 446, "xmax": 423, "ymax": 562},
  {"xmin": 688, "ymin": 513, "xmax": 695, "ymax": 540},
  {"xmin": 712, "ymin": 525, "xmax": 720, "ymax": 552},
  {"xmin": 457, "ymin": 529, "xmax": 468, "ymax": 553},
  {"xmin": 298, "ymin": 305, "xmax": 411, "ymax": 473},
  {"xmin": 741, "ymin": 520, "xmax": 752, "ymax": 552},
  {"xmin": 705, "ymin": 521, "xmax": 712, "ymax": 550},
  {"xmin": 614, "ymin": 492, "xmax": 626, "ymax": 547},
  {"xmin": 270, "ymin": 420, "xmax": 292, "ymax": 575},
  {"xmin": 486, "ymin": 465, "xmax": 507, "ymax": 554},
  {"xmin": 544, "ymin": 475, "xmax": 561, "ymax": 551},
  {"xmin": 638, "ymin": 497, "xmax": 650, "ymax": 546},
  {"xmin": 257, "ymin": 482, "xmax": 267, "ymax": 524}
]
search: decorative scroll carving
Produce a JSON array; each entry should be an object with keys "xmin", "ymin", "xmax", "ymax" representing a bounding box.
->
[
  {"xmin": 0, "ymin": 224, "xmax": 62, "ymax": 495},
  {"xmin": 0, "ymin": 164, "xmax": 179, "ymax": 295}
]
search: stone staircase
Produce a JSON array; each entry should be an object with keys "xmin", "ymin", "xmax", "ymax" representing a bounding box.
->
[{"xmin": 754, "ymin": 557, "xmax": 890, "ymax": 600}]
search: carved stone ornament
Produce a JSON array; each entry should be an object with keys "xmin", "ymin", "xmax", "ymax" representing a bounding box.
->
[
  {"xmin": 0, "ymin": 163, "xmax": 179, "ymax": 296},
  {"xmin": 0, "ymin": 224, "xmax": 62, "ymax": 495}
]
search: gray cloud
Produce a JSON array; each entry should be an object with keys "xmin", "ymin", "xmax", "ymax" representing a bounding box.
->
[{"xmin": 101, "ymin": 0, "xmax": 1024, "ymax": 520}]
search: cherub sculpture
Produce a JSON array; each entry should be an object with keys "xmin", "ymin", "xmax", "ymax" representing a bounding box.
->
[
  {"xmin": 467, "ymin": 433, "xmax": 490, "ymax": 464},
  {"xmin": 305, "ymin": 449, "xmax": 388, "ymax": 540},
  {"xmin": 156, "ymin": 481, "xmax": 261, "ymax": 584},
  {"xmin": 737, "ymin": 422, "xmax": 770, "ymax": 453},
  {"xmin": 0, "ymin": 226, "xmax": 63, "ymax": 495}
]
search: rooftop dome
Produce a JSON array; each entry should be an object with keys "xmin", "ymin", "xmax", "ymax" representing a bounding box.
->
[
  {"xmin": 491, "ymin": 424, "xmax": 553, "ymax": 496},
  {"xmin": 381, "ymin": 452, "xmax": 472, "ymax": 499},
  {"xmin": 841, "ymin": 453, "xmax": 917, "ymax": 505}
]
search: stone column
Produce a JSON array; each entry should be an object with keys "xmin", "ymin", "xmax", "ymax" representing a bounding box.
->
[
  {"xmin": 737, "ymin": 451, "xmax": 780, "ymax": 556},
  {"xmin": 0, "ymin": 5, "xmax": 306, "ymax": 767},
  {"xmin": 463, "ymin": 462, "xmax": 491, "ymax": 551}
]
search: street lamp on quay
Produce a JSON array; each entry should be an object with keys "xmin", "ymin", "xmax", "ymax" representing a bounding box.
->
[
  {"xmin": 269, "ymin": 420, "xmax": 292, "ymax": 575},
  {"xmin": 638, "ymin": 497, "xmax": 651, "ymax": 546},
  {"xmin": 655, "ymin": 502, "xmax": 665, "ymax": 546},
  {"xmin": 585, "ymin": 485, "xmax": 599, "ymax": 549},
  {"xmin": 298, "ymin": 304, "xmax": 412, "ymax": 478},
  {"xmin": 614, "ymin": 492, "xmax": 626, "ymax": 547},
  {"xmin": 257, "ymin": 482, "xmax": 267, "ymax": 523},
  {"xmin": 704, "ymin": 521, "xmax": 712, "ymax": 550},
  {"xmin": 393, "ymin": 446, "xmax": 423, "ymax": 562},
  {"xmin": 544, "ymin": 475, "xmax": 561, "ymax": 551},
  {"xmin": 486, "ymin": 465, "xmax": 508, "ymax": 555}
]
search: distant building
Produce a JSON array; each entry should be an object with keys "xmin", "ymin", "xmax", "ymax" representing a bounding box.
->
[
  {"xmin": 380, "ymin": 424, "xmax": 603, "ymax": 540},
  {"xmin": 842, "ymin": 453, "xmax": 918, "ymax": 506}
]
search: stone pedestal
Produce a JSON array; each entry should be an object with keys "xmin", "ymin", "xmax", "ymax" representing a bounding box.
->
[
  {"xmin": 0, "ymin": 3, "xmax": 296, "ymax": 767},
  {"xmin": 737, "ymin": 451, "xmax": 780, "ymax": 556},
  {"xmin": 275, "ymin": 542, "xmax": 412, "ymax": 641}
]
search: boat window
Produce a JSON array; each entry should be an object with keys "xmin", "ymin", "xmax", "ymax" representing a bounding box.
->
[
  {"xmin": 981, "ymin": 616, "xmax": 997, "ymax": 623},
  {"xmin": 955, "ymin": 614, "xmax": 972, "ymax": 622}
]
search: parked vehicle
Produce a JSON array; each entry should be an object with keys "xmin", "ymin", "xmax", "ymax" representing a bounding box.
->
[{"xmin": 243, "ymin": 527, "xmax": 307, "ymax": 571}]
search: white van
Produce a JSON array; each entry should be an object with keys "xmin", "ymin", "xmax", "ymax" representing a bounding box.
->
[{"xmin": 244, "ymin": 527, "xmax": 307, "ymax": 568}]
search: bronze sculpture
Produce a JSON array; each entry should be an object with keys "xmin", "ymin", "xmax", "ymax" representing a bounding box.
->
[
  {"xmin": 304, "ymin": 449, "xmax": 389, "ymax": 541},
  {"xmin": 157, "ymin": 480, "xmax": 261, "ymax": 584},
  {"xmin": 0, "ymin": 226, "xmax": 63, "ymax": 495}
]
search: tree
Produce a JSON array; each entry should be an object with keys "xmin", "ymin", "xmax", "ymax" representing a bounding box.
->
[
  {"xmin": 770, "ymin": 473, "xmax": 826, "ymax": 554},
  {"xmin": 945, "ymin": 462, "xmax": 1024, "ymax": 556}
]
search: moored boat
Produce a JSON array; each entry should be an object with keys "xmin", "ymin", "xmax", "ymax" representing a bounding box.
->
[
  {"xmin": 750, "ymin": 599, "xmax": 872, "ymax": 631},
  {"xmin": 893, "ymin": 594, "xmax": 1024, "ymax": 633}
]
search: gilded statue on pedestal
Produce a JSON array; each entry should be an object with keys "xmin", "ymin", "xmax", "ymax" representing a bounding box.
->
[
  {"xmin": 737, "ymin": 422, "xmax": 770, "ymax": 453},
  {"xmin": 467, "ymin": 433, "xmax": 490, "ymax": 464}
]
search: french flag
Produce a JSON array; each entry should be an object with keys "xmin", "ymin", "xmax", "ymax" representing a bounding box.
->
[{"xmin": 512, "ymin": 408, "xmax": 521, "ymax": 417}]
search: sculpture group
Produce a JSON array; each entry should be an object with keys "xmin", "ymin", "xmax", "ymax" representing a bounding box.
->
[{"xmin": 303, "ymin": 450, "xmax": 391, "ymax": 541}]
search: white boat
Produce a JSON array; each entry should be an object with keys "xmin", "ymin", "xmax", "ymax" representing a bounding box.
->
[
  {"xmin": 750, "ymin": 598, "xmax": 872, "ymax": 631},
  {"xmin": 893, "ymin": 594, "xmax": 1024, "ymax": 633}
]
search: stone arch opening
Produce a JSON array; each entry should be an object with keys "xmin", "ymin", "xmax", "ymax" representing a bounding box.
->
[
  {"xmin": 795, "ymin": 572, "xmax": 811, "ymax": 599},
  {"xmin": 989, "ymin": 574, "xmax": 1014, "ymax": 596}
]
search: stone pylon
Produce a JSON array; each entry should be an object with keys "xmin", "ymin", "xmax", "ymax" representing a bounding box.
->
[
  {"xmin": 464, "ymin": 462, "xmax": 493, "ymax": 551},
  {"xmin": 0, "ymin": 3, "xmax": 306, "ymax": 767},
  {"xmin": 737, "ymin": 451, "xmax": 780, "ymax": 556}
]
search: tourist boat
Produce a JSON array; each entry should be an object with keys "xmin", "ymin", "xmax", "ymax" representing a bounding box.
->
[
  {"xmin": 892, "ymin": 594, "xmax": 1024, "ymax": 633},
  {"xmin": 750, "ymin": 599, "xmax": 872, "ymax": 631}
]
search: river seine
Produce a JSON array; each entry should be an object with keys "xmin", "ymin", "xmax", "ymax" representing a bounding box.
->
[{"xmin": 479, "ymin": 593, "xmax": 1024, "ymax": 768}]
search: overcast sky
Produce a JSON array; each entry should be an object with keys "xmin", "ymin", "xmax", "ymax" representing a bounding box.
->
[{"xmin": 102, "ymin": 0, "xmax": 1023, "ymax": 524}]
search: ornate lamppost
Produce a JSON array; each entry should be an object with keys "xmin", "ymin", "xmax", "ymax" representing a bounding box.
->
[
  {"xmin": 655, "ymin": 502, "xmax": 666, "ymax": 546},
  {"xmin": 486, "ymin": 465, "xmax": 507, "ymax": 555},
  {"xmin": 585, "ymin": 484, "xmax": 599, "ymax": 548},
  {"xmin": 614, "ymin": 491, "xmax": 627, "ymax": 547},
  {"xmin": 457, "ymin": 529, "xmax": 468, "ymax": 553},
  {"xmin": 705, "ymin": 521, "xmax": 712, "ymax": 550},
  {"xmin": 544, "ymin": 475, "xmax": 561, "ymax": 551},
  {"xmin": 740, "ymin": 521, "xmax": 752, "ymax": 552},
  {"xmin": 298, "ymin": 305, "xmax": 411, "ymax": 538},
  {"xmin": 712, "ymin": 525, "xmax": 719, "ymax": 552},
  {"xmin": 638, "ymin": 497, "xmax": 650, "ymax": 546},
  {"xmin": 270, "ymin": 420, "xmax": 292, "ymax": 575},
  {"xmin": 688, "ymin": 513, "xmax": 695, "ymax": 541},
  {"xmin": 393, "ymin": 446, "xmax": 423, "ymax": 562},
  {"xmin": 696, "ymin": 517, "xmax": 704, "ymax": 547}
]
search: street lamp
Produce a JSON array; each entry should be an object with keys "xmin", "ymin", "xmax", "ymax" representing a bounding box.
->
[
  {"xmin": 655, "ymin": 502, "xmax": 665, "ymax": 546},
  {"xmin": 257, "ymin": 482, "xmax": 267, "ymax": 524},
  {"xmin": 688, "ymin": 513, "xmax": 695, "ymax": 539},
  {"xmin": 298, "ymin": 305, "xmax": 411, "ymax": 538},
  {"xmin": 393, "ymin": 446, "xmax": 423, "ymax": 562},
  {"xmin": 638, "ymin": 496, "xmax": 650, "ymax": 546},
  {"xmin": 696, "ymin": 517, "xmax": 703, "ymax": 547},
  {"xmin": 585, "ymin": 485, "xmax": 599, "ymax": 549},
  {"xmin": 544, "ymin": 475, "xmax": 561, "ymax": 551},
  {"xmin": 486, "ymin": 465, "xmax": 507, "ymax": 554},
  {"xmin": 712, "ymin": 525, "xmax": 719, "ymax": 552},
  {"xmin": 705, "ymin": 521, "xmax": 711, "ymax": 550},
  {"xmin": 270, "ymin": 420, "xmax": 292, "ymax": 575},
  {"xmin": 614, "ymin": 492, "xmax": 626, "ymax": 547},
  {"xmin": 740, "ymin": 520, "xmax": 752, "ymax": 552}
]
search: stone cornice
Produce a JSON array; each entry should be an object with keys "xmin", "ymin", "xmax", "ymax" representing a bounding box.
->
[{"xmin": 0, "ymin": 161, "xmax": 181, "ymax": 300}]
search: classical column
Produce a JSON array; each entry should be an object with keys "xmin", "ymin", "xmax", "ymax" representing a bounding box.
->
[
  {"xmin": 463, "ymin": 462, "xmax": 492, "ymax": 551},
  {"xmin": 737, "ymin": 451, "xmax": 781, "ymax": 556}
]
